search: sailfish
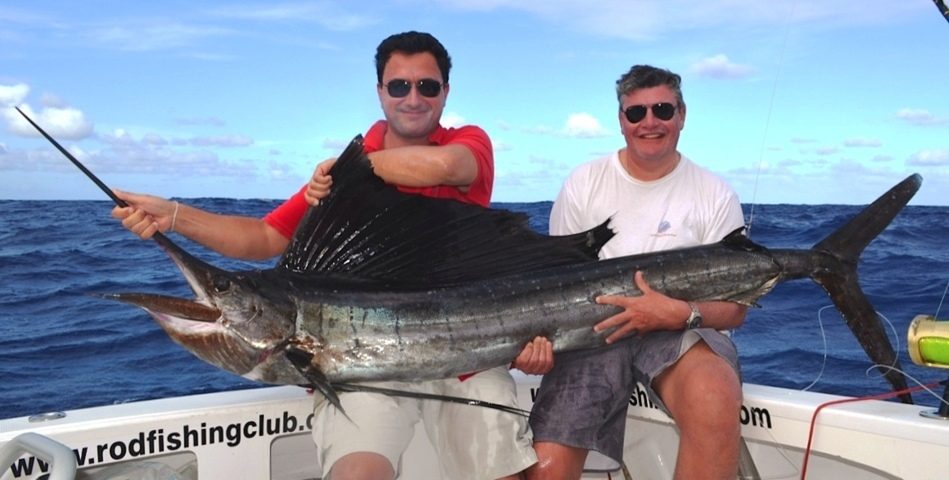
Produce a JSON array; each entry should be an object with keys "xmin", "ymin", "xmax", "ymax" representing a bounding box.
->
[{"xmin": 16, "ymin": 107, "xmax": 917, "ymax": 407}]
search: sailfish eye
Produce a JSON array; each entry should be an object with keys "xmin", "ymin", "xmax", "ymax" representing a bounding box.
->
[{"xmin": 212, "ymin": 276, "xmax": 232, "ymax": 293}]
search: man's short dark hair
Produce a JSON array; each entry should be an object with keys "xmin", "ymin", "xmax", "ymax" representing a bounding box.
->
[
  {"xmin": 375, "ymin": 31, "xmax": 452, "ymax": 84},
  {"xmin": 615, "ymin": 65, "xmax": 683, "ymax": 105}
]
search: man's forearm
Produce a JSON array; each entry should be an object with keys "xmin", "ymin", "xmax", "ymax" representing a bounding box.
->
[
  {"xmin": 368, "ymin": 144, "xmax": 477, "ymax": 187},
  {"xmin": 172, "ymin": 204, "xmax": 288, "ymax": 260}
]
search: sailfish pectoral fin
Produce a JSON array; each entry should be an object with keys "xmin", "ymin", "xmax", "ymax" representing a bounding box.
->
[{"xmin": 285, "ymin": 347, "xmax": 350, "ymax": 421}]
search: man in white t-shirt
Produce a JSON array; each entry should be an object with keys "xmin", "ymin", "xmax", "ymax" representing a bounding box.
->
[{"xmin": 526, "ymin": 65, "xmax": 747, "ymax": 480}]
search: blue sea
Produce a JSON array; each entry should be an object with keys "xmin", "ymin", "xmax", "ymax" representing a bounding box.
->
[{"xmin": 1, "ymin": 198, "xmax": 947, "ymax": 420}]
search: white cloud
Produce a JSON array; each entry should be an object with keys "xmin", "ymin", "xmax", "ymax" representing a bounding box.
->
[
  {"xmin": 690, "ymin": 55, "xmax": 754, "ymax": 79},
  {"xmin": 209, "ymin": 3, "xmax": 377, "ymax": 31},
  {"xmin": 6, "ymin": 103, "xmax": 94, "ymax": 140},
  {"xmin": 321, "ymin": 138, "xmax": 351, "ymax": 151},
  {"xmin": 843, "ymin": 138, "xmax": 882, "ymax": 148},
  {"xmin": 441, "ymin": 112, "xmax": 466, "ymax": 128},
  {"xmin": 491, "ymin": 139, "xmax": 513, "ymax": 152},
  {"xmin": 143, "ymin": 133, "xmax": 168, "ymax": 146},
  {"xmin": 907, "ymin": 149, "xmax": 949, "ymax": 166},
  {"xmin": 99, "ymin": 129, "xmax": 253, "ymax": 149},
  {"xmin": 896, "ymin": 108, "xmax": 948, "ymax": 126},
  {"xmin": 174, "ymin": 116, "xmax": 226, "ymax": 127},
  {"xmin": 522, "ymin": 125, "xmax": 556, "ymax": 136},
  {"xmin": 190, "ymin": 135, "xmax": 254, "ymax": 147},
  {"xmin": 102, "ymin": 128, "xmax": 136, "ymax": 146},
  {"xmin": 0, "ymin": 83, "xmax": 29, "ymax": 106},
  {"xmin": 517, "ymin": 113, "xmax": 611, "ymax": 138},
  {"xmin": 562, "ymin": 113, "xmax": 610, "ymax": 138},
  {"xmin": 265, "ymin": 159, "xmax": 300, "ymax": 180},
  {"xmin": 39, "ymin": 92, "xmax": 68, "ymax": 109},
  {"xmin": 87, "ymin": 22, "xmax": 232, "ymax": 51},
  {"xmin": 0, "ymin": 127, "xmax": 263, "ymax": 180}
]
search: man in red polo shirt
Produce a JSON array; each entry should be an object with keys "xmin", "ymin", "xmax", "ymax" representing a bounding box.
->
[{"xmin": 112, "ymin": 31, "xmax": 552, "ymax": 480}]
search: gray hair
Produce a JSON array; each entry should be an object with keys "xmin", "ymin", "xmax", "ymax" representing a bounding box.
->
[{"xmin": 615, "ymin": 65, "xmax": 684, "ymax": 105}]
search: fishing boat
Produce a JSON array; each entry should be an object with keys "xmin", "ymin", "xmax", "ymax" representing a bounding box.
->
[
  {"xmin": 5, "ymin": 4, "xmax": 949, "ymax": 478},
  {"xmin": 3, "ymin": 314, "xmax": 948, "ymax": 479},
  {"xmin": 5, "ymin": 111, "xmax": 948, "ymax": 480},
  {"xmin": 6, "ymin": 104, "xmax": 947, "ymax": 480}
]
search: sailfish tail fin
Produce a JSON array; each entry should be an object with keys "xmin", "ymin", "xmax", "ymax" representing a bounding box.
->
[
  {"xmin": 811, "ymin": 174, "xmax": 922, "ymax": 403},
  {"xmin": 813, "ymin": 174, "xmax": 922, "ymax": 263}
]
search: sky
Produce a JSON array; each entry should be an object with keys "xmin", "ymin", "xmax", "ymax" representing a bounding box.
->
[{"xmin": 1, "ymin": 1, "xmax": 948, "ymax": 206}]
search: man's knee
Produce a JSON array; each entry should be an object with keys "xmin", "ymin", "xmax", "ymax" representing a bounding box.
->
[
  {"xmin": 525, "ymin": 442, "xmax": 588, "ymax": 480},
  {"xmin": 326, "ymin": 452, "xmax": 395, "ymax": 480},
  {"xmin": 657, "ymin": 345, "xmax": 742, "ymax": 423}
]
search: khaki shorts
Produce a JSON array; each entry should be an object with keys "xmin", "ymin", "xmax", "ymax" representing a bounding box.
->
[{"xmin": 312, "ymin": 366, "xmax": 536, "ymax": 480}]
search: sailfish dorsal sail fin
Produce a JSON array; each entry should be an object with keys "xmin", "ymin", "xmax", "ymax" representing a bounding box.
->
[{"xmin": 277, "ymin": 135, "xmax": 613, "ymax": 286}]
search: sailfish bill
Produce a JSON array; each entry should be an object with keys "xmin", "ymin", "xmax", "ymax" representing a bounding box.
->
[{"xmin": 18, "ymin": 107, "xmax": 918, "ymax": 405}]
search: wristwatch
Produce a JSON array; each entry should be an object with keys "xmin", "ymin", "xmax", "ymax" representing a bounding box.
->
[{"xmin": 685, "ymin": 302, "xmax": 703, "ymax": 330}]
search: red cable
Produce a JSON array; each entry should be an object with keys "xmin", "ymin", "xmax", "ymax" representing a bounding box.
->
[{"xmin": 800, "ymin": 382, "xmax": 941, "ymax": 479}]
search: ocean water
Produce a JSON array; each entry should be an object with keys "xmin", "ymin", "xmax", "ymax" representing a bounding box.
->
[{"xmin": 1, "ymin": 198, "xmax": 947, "ymax": 420}]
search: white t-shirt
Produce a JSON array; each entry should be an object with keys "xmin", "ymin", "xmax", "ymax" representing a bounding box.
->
[{"xmin": 549, "ymin": 151, "xmax": 744, "ymax": 257}]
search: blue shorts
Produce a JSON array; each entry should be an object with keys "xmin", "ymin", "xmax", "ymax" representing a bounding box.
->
[{"xmin": 528, "ymin": 329, "xmax": 740, "ymax": 470}]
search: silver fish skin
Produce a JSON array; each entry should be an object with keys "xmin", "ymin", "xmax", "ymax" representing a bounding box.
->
[{"xmin": 112, "ymin": 172, "xmax": 919, "ymax": 404}]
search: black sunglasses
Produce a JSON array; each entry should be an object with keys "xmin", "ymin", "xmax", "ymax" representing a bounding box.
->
[
  {"xmin": 384, "ymin": 78, "xmax": 443, "ymax": 98},
  {"xmin": 623, "ymin": 103, "xmax": 677, "ymax": 123}
]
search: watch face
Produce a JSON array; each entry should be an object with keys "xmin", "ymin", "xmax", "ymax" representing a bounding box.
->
[{"xmin": 686, "ymin": 302, "xmax": 702, "ymax": 329}]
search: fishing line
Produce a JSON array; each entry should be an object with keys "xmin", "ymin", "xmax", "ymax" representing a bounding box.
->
[
  {"xmin": 802, "ymin": 307, "xmax": 900, "ymax": 393},
  {"xmin": 745, "ymin": 0, "xmax": 797, "ymax": 237},
  {"xmin": 869, "ymin": 365, "xmax": 949, "ymax": 408},
  {"xmin": 330, "ymin": 382, "xmax": 531, "ymax": 417},
  {"xmin": 935, "ymin": 279, "xmax": 949, "ymax": 319},
  {"xmin": 800, "ymin": 305, "xmax": 831, "ymax": 392},
  {"xmin": 877, "ymin": 310, "xmax": 902, "ymax": 360}
]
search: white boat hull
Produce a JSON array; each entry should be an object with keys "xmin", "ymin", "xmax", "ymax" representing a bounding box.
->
[{"xmin": 2, "ymin": 375, "xmax": 948, "ymax": 479}]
